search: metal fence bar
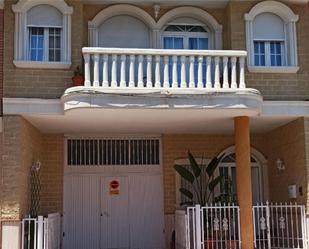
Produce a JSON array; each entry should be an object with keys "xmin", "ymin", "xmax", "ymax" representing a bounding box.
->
[
  {"xmin": 21, "ymin": 213, "xmax": 61, "ymax": 249},
  {"xmin": 253, "ymin": 202, "xmax": 308, "ymax": 249},
  {"xmin": 181, "ymin": 203, "xmax": 241, "ymax": 249}
]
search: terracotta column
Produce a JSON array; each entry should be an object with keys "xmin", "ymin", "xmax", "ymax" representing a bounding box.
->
[{"xmin": 234, "ymin": 116, "xmax": 254, "ymax": 249}]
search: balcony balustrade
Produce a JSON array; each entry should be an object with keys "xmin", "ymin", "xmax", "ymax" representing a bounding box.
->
[{"xmin": 82, "ymin": 47, "xmax": 247, "ymax": 91}]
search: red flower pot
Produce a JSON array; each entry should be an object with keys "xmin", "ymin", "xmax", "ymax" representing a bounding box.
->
[{"xmin": 72, "ymin": 76, "xmax": 84, "ymax": 86}]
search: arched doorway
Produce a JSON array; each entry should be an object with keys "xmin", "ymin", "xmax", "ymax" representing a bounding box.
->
[{"xmin": 218, "ymin": 146, "xmax": 268, "ymax": 204}]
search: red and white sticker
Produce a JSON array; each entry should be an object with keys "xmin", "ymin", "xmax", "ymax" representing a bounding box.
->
[{"xmin": 109, "ymin": 180, "xmax": 120, "ymax": 195}]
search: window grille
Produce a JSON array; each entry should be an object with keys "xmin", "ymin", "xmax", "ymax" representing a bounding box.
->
[{"xmin": 67, "ymin": 138, "xmax": 160, "ymax": 166}]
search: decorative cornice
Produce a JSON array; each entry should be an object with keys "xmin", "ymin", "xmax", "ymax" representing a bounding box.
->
[{"xmin": 12, "ymin": 0, "xmax": 73, "ymax": 14}]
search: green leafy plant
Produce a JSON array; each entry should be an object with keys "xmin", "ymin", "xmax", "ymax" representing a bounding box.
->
[
  {"xmin": 73, "ymin": 65, "xmax": 83, "ymax": 77},
  {"xmin": 174, "ymin": 151, "xmax": 225, "ymax": 206},
  {"xmin": 215, "ymin": 176, "xmax": 237, "ymax": 204}
]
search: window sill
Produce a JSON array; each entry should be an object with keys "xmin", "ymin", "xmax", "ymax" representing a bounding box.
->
[
  {"xmin": 248, "ymin": 66, "xmax": 299, "ymax": 74},
  {"xmin": 13, "ymin": 60, "xmax": 71, "ymax": 69}
]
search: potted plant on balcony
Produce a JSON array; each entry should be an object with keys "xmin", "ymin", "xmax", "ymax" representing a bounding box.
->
[
  {"xmin": 72, "ymin": 65, "xmax": 84, "ymax": 86},
  {"xmin": 174, "ymin": 152, "xmax": 225, "ymax": 249}
]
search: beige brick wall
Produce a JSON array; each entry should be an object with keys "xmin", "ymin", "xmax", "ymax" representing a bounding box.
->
[
  {"xmin": 4, "ymin": 0, "xmax": 83, "ymax": 98},
  {"xmin": 1, "ymin": 115, "xmax": 42, "ymax": 221},
  {"xmin": 0, "ymin": 116, "xmax": 64, "ymax": 220},
  {"xmin": 265, "ymin": 118, "xmax": 307, "ymax": 204},
  {"xmin": 39, "ymin": 134, "xmax": 64, "ymax": 216}
]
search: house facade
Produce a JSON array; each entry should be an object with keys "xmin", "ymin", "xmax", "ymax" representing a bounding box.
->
[{"xmin": 0, "ymin": 0, "xmax": 309, "ymax": 249}]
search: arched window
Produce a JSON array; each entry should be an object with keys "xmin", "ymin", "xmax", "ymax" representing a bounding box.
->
[
  {"xmin": 245, "ymin": 1, "xmax": 299, "ymax": 73},
  {"xmin": 162, "ymin": 18, "xmax": 209, "ymax": 50},
  {"xmin": 27, "ymin": 5, "xmax": 62, "ymax": 62},
  {"xmin": 12, "ymin": 0, "xmax": 73, "ymax": 69},
  {"xmin": 252, "ymin": 13, "xmax": 285, "ymax": 67}
]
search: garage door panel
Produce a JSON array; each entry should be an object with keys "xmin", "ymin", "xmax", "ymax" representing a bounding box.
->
[
  {"xmin": 64, "ymin": 175, "xmax": 100, "ymax": 249},
  {"xmin": 129, "ymin": 175, "xmax": 165, "ymax": 249}
]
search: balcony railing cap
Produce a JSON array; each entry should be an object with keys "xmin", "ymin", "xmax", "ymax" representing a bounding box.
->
[{"xmin": 82, "ymin": 47, "xmax": 247, "ymax": 57}]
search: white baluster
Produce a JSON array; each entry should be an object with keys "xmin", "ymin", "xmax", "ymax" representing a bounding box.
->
[
  {"xmin": 155, "ymin": 55, "xmax": 161, "ymax": 88},
  {"xmin": 180, "ymin": 56, "xmax": 186, "ymax": 88},
  {"xmin": 214, "ymin": 56, "xmax": 220, "ymax": 89},
  {"xmin": 120, "ymin": 54, "xmax": 126, "ymax": 88},
  {"xmin": 223, "ymin": 56, "xmax": 229, "ymax": 89},
  {"xmin": 146, "ymin": 55, "xmax": 152, "ymax": 88},
  {"xmin": 84, "ymin": 53, "xmax": 90, "ymax": 87},
  {"xmin": 206, "ymin": 56, "xmax": 212, "ymax": 89},
  {"xmin": 163, "ymin": 56, "xmax": 169, "ymax": 88},
  {"xmin": 93, "ymin": 54, "xmax": 100, "ymax": 87},
  {"xmin": 102, "ymin": 54, "xmax": 109, "ymax": 87},
  {"xmin": 197, "ymin": 56, "xmax": 203, "ymax": 89},
  {"xmin": 111, "ymin": 54, "xmax": 117, "ymax": 88},
  {"xmin": 231, "ymin": 57, "xmax": 237, "ymax": 89},
  {"xmin": 189, "ymin": 56, "xmax": 195, "ymax": 88},
  {"xmin": 129, "ymin": 55, "xmax": 135, "ymax": 88},
  {"xmin": 239, "ymin": 57, "xmax": 246, "ymax": 89},
  {"xmin": 172, "ymin": 55, "xmax": 178, "ymax": 88},
  {"xmin": 138, "ymin": 55, "xmax": 144, "ymax": 88}
]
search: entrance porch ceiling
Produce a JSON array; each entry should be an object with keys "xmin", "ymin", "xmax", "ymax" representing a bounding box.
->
[{"xmin": 21, "ymin": 109, "xmax": 295, "ymax": 134}]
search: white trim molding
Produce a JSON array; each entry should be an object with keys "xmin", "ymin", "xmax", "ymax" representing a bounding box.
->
[
  {"xmin": 157, "ymin": 7, "xmax": 223, "ymax": 49},
  {"xmin": 12, "ymin": 0, "xmax": 73, "ymax": 14},
  {"xmin": 248, "ymin": 66, "xmax": 299, "ymax": 74},
  {"xmin": 13, "ymin": 60, "xmax": 71, "ymax": 69},
  {"xmin": 12, "ymin": 0, "xmax": 73, "ymax": 68},
  {"xmin": 88, "ymin": 4, "xmax": 156, "ymax": 47},
  {"xmin": 3, "ymin": 98, "xmax": 63, "ymax": 115},
  {"xmin": 244, "ymin": 1, "xmax": 299, "ymax": 72}
]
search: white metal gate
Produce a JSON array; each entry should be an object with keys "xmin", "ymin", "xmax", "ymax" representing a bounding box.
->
[
  {"xmin": 253, "ymin": 202, "xmax": 308, "ymax": 249},
  {"xmin": 181, "ymin": 204, "xmax": 241, "ymax": 249},
  {"xmin": 21, "ymin": 213, "xmax": 61, "ymax": 249}
]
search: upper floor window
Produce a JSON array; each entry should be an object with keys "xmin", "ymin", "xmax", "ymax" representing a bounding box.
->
[
  {"xmin": 27, "ymin": 5, "xmax": 62, "ymax": 62},
  {"xmin": 12, "ymin": 0, "xmax": 73, "ymax": 69},
  {"xmin": 163, "ymin": 24, "xmax": 209, "ymax": 50},
  {"xmin": 245, "ymin": 1, "xmax": 299, "ymax": 73}
]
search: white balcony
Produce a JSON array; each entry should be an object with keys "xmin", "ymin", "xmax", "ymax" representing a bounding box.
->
[
  {"xmin": 63, "ymin": 47, "xmax": 262, "ymax": 119},
  {"xmin": 82, "ymin": 47, "xmax": 247, "ymax": 92}
]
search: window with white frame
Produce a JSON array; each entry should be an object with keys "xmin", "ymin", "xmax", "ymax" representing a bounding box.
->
[
  {"xmin": 245, "ymin": 1, "xmax": 299, "ymax": 73},
  {"xmin": 252, "ymin": 13, "xmax": 285, "ymax": 67},
  {"xmin": 27, "ymin": 5, "xmax": 62, "ymax": 62},
  {"xmin": 12, "ymin": 0, "xmax": 73, "ymax": 69}
]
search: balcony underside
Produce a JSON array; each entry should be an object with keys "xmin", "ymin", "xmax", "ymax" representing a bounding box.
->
[{"xmin": 62, "ymin": 86, "xmax": 263, "ymax": 114}]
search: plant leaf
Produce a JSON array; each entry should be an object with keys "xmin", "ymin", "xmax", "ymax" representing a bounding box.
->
[
  {"xmin": 174, "ymin": 164, "xmax": 195, "ymax": 183},
  {"xmin": 188, "ymin": 152, "xmax": 201, "ymax": 178},
  {"xmin": 206, "ymin": 154, "xmax": 225, "ymax": 177},
  {"xmin": 179, "ymin": 188, "xmax": 194, "ymax": 200},
  {"xmin": 180, "ymin": 201, "xmax": 194, "ymax": 206},
  {"xmin": 209, "ymin": 175, "xmax": 223, "ymax": 191}
]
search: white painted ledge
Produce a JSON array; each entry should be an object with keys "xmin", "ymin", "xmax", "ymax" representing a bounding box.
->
[
  {"xmin": 248, "ymin": 66, "xmax": 299, "ymax": 74},
  {"xmin": 3, "ymin": 98, "xmax": 63, "ymax": 114},
  {"xmin": 13, "ymin": 60, "xmax": 71, "ymax": 69},
  {"xmin": 262, "ymin": 101, "xmax": 309, "ymax": 116}
]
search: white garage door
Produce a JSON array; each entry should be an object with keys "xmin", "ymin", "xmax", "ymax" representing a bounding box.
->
[{"xmin": 63, "ymin": 138, "xmax": 165, "ymax": 249}]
